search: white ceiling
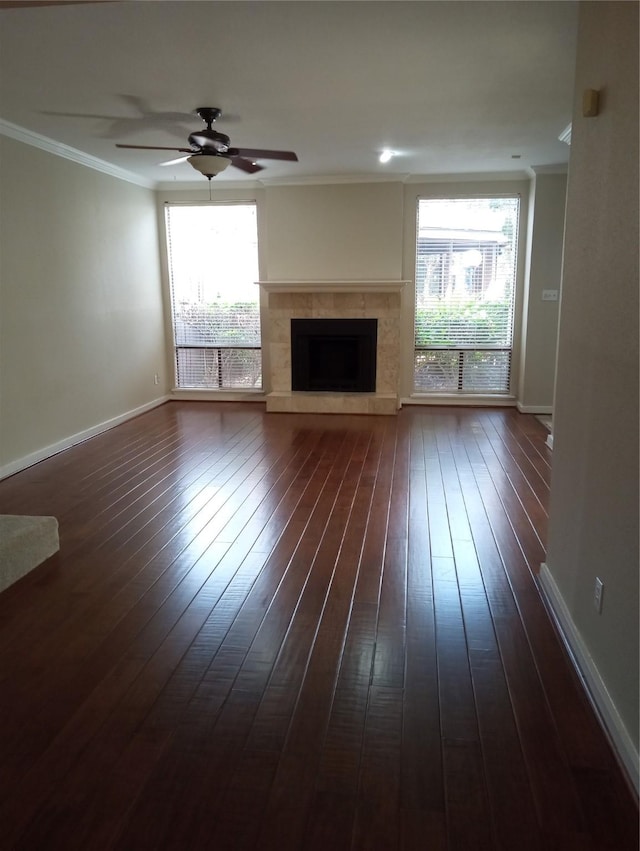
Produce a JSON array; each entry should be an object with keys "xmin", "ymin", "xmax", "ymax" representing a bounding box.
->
[{"xmin": 0, "ymin": 0, "xmax": 578, "ymax": 188}]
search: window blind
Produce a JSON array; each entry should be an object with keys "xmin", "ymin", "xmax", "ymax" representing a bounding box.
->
[
  {"xmin": 414, "ymin": 196, "xmax": 519, "ymax": 394},
  {"xmin": 165, "ymin": 203, "xmax": 262, "ymax": 390}
]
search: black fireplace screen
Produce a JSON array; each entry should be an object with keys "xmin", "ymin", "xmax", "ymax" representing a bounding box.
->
[{"xmin": 291, "ymin": 318, "xmax": 377, "ymax": 392}]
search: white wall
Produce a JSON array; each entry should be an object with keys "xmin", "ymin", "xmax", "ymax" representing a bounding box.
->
[
  {"xmin": 0, "ymin": 137, "xmax": 166, "ymax": 475},
  {"xmin": 542, "ymin": 0, "xmax": 639, "ymax": 783},
  {"xmin": 519, "ymin": 169, "xmax": 566, "ymax": 412}
]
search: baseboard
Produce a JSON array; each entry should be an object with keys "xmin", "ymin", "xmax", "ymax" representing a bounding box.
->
[
  {"xmin": 170, "ymin": 389, "xmax": 266, "ymax": 402},
  {"xmin": 538, "ymin": 562, "xmax": 639, "ymax": 794},
  {"xmin": 0, "ymin": 396, "xmax": 170, "ymax": 481},
  {"xmin": 401, "ymin": 395, "xmax": 517, "ymax": 408},
  {"xmin": 516, "ymin": 402, "xmax": 554, "ymax": 414}
]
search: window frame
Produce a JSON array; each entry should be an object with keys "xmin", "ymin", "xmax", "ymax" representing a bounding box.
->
[
  {"xmin": 164, "ymin": 200, "xmax": 263, "ymax": 393},
  {"xmin": 412, "ymin": 192, "xmax": 524, "ymax": 399}
]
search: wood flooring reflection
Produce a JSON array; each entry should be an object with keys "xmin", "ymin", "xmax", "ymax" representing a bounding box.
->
[{"xmin": 0, "ymin": 402, "xmax": 636, "ymax": 850}]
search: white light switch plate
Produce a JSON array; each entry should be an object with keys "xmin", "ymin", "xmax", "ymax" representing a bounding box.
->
[{"xmin": 542, "ymin": 289, "xmax": 559, "ymax": 301}]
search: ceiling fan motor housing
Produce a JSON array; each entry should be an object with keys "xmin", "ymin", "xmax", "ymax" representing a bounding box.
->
[{"xmin": 188, "ymin": 129, "xmax": 231, "ymax": 152}]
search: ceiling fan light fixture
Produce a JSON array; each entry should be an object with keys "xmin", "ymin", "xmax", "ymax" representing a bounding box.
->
[{"xmin": 187, "ymin": 154, "xmax": 230, "ymax": 179}]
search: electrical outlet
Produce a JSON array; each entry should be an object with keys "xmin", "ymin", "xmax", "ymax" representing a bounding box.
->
[
  {"xmin": 154, "ymin": 373, "xmax": 159, "ymax": 385},
  {"xmin": 593, "ymin": 577, "xmax": 604, "ymax": 614}
]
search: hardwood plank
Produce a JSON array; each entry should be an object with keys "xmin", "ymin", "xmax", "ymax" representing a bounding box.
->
[
  {"xmin": 351, "ymin": 685, "xmax": 404, "ymax": 851},
  {"xmin": 227, "ymin": 434, "xmax": 376, "ymax": 850},
  {"xmin": 401, "ymin": 460, "xmax": 443, "ymax": 821},
  {"xmin": 440, "ymin": 419, "xmax": 544, "ymax": 851},
  {"xmin": 0, "ymin": 403, "xmax": 635, "ymax": 851},
  {"xmin": 293, "ymin": 420, "xmax": 398, "ymax": 850},
  {"xmin": 112, "ymin": 425, "xmax": 360, "ymax": 849},
  {"xmin": 446, "ymin": 416, "xmax": 590, "ymax": 837}
]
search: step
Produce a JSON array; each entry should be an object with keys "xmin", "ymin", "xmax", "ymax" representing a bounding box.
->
[{"xmin": 0, "ymin": 515, "xmax": 59, "ymax": 594}]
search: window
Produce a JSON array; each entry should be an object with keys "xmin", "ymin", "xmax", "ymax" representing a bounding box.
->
[
  {"xmin": 414, "ymin": 196, "xmax": 520, "ymax": 395},
  {"xmin": 165, "ymin": 203, "xmax": 261, "ymax": 390}
]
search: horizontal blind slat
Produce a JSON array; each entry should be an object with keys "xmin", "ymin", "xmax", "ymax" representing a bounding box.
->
[{"xmin": 176, "ymin": 348, "xmax": 262, "ymax": 389}]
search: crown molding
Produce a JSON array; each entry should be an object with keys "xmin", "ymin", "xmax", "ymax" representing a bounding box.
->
[
  {"xmin": 405, "ymin": 170, "xmax": 531, "ymax": 184},
  {"xmin": 558, "ymin": 123, "xmax": 572, "ymax": 145},
  {"xmin": 0, "ymin": 118, "xmax": 154, "ymax": 189},
  {"xmin": 155, "ymin": 178, "xmax": 264, "ymax": 192},
  {"xmin": 0, "ymin": 120, "xmax": 569, "ymax": 192},
  {"xmin": 527, "ymin": 163, "xmax": 569, "ymax": 178},
  {"xmin": 256, "ymin": 279, "xmax": 410, "ymax": 293},
  {"xmin": 257, "ymin": 173, "xmax": 409, "ymax": 187},
  {"xmin": 162, "ymin": 170, "xmax": 532, "ymax": 190}
]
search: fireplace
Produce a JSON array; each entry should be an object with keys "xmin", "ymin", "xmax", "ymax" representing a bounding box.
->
[
  {"xmin": 257, "ymin": 279, "xmax": 408, "ymax": 414},
  {"xmin": 291, "ymin": 318, "xmax": 377, "ymax": 392}
]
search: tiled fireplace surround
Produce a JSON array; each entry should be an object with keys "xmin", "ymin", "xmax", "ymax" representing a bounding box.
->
[{"xmin": 258, "ymin": 280, "xmax": 409, "ymax": 415}]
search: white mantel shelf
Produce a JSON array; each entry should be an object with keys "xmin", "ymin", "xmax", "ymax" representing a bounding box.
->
[{"xmin": 257, "ymin": 280, "xmax": 410, "ymax": 293}]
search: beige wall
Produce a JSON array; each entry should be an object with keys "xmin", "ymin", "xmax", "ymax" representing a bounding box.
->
[
  {"xmin": 1, "ymin": 149, "xmax": 566, "ymax": 470},
  {"xmin": 545, "ymin": 0, "xmax": 639, "ymax": 769},
  {"xmin": 264, "ymin": 182, "xmax": 404, "ymax": 281},
  {"xmin": 0, "ymin": 137, "xmax": 166, "ymax": 474},
  {"xmin": 158, "ymin": 179, "xmax": 544, "ymax": 403},
  {"xmin": 156, "ymin": 182, "xmax": 404, "ymax": 395},
  {"xmin": 519, "ymin": 170, "xmax": 566, "ymax": 411},
  {"xmin": 158, "ymin": 178, "xmax": 560, "ymax": 405}
]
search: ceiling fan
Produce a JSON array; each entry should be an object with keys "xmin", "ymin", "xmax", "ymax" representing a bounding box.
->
[{"xmin": 115, "ymin": 107, "xmax": 298, "ymax": 180}]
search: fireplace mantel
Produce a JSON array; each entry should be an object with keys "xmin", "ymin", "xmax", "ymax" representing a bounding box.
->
[
  {"xmin": 258, "ymin": 280, "xmax": 408, "ymax": 415},
  {"xmin": 257, "ymin": 280, "xmax": 409, "ymax": 294}
]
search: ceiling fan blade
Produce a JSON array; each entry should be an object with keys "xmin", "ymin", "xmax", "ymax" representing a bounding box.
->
[
  {"xmin": 229, "ymin": 156, "xmax": 264, "ymax": 174},
  {"xmin": 116, "ymin": 143, "xmax": 193, "ymax": 152},
  {"xmin": 159, "ymin": 155, "xmax": 190, "ymax": 167},
  {"xmin": 229, "ymin": 148, "xmax": 298, "ymax": 162}
]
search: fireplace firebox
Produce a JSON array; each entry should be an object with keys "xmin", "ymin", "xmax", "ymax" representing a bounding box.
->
[{"xmin": 291, "ymin": 318, "xmax": 377, "ymax": 392}]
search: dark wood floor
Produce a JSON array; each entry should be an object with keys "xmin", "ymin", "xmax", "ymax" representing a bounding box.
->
[{"xmin": 0, "ymin": 402, "xmax": 636, "ymax": 850}]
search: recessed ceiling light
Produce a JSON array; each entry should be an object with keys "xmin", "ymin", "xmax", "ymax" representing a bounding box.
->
[{"xmin": 379, "ymin": 149, "xmax": 394, "ymax": 164}]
